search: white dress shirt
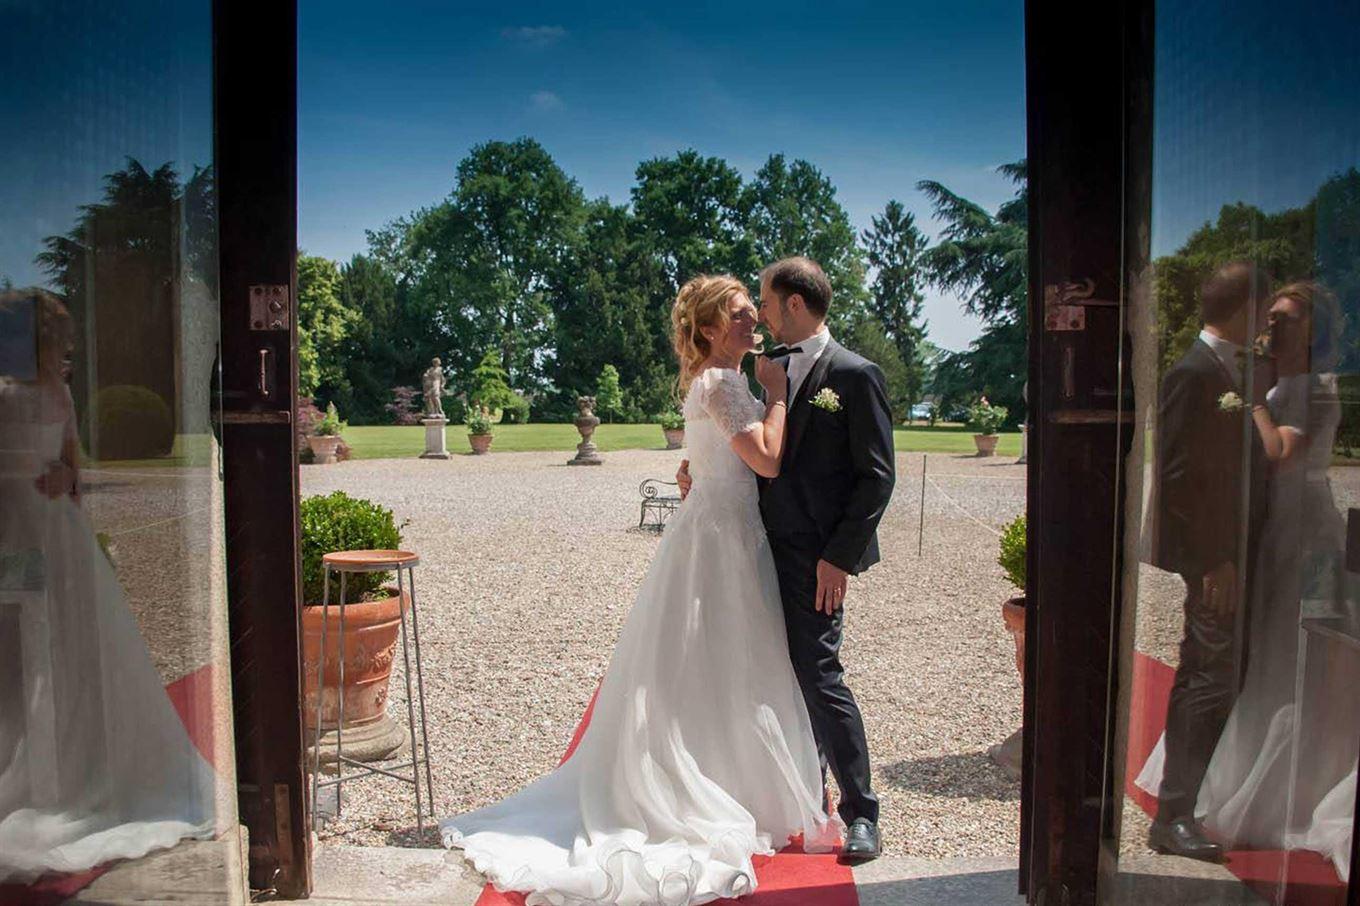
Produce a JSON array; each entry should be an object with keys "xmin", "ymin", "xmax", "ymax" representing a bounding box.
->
[
  {"xmin": 786, "ymin": 328, "xmax": 833, "ymax": 403},
  {"xmin": 1199, "ymin": 328, "xmax": 1243, "ymax": 389}
]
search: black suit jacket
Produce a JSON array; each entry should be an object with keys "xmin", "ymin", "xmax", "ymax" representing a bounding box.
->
[
  {"xmin": 1153, "ymin": 338, "xmax": 1268, "ymax": 578},
  {"xmin": 759, "ymin": 339, "xmax": 896, "ymax": 574}
]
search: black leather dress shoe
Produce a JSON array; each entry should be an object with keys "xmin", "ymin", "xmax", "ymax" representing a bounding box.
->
[
  {"xmin": 1148, "ymin": 818, "xmax": 1225, "ymax": 862},
  {"xmin": 840, "ymin": 818, "xmax": 881, "ymax": 863}
]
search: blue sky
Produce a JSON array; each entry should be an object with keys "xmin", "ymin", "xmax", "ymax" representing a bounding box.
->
[{"xmin": 299, "ymin": 1, "xmax": 1028, "ymax": 351}]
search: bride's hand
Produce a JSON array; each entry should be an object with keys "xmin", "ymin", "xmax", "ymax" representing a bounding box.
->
[
  {"xmin": 754, "ymin": 356, "xmax": 786, "ymax": 404},
  {"xmin": 35, "ymin": 461, "xmax": 77, "ymax": 500}
]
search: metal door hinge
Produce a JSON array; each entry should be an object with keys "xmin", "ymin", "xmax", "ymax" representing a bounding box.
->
[{"xmin": 249, "ymin": 285, "xmax": 290, "ymax": 331}]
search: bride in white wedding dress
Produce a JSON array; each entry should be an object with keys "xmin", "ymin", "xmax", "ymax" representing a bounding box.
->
[
  {"xmin": 0, "ymin": 291, "xmax": 216, "ymax": 881},
  {"xmin": 440, "ymin": 275, "xmax": 841, "ymax": 906}
]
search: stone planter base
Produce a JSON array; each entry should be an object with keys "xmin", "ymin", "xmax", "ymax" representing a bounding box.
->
[
  {"xmin": 308, "ymin": 435, "xmax": 342, "ymax": 464},
  {"xmin": 988, "ymin": 727, "xmax": 1023, "ymax": 780},
  {"xmin": 973, "ymin": 433, "xmax": 999, "ymax": 456},
  {"xmin": 307, "ymin": 714, "xmax": 410, "ymax": 770},
  {"xmin": 1002, "ymin": 595, "xmax": 1026, "ymax": 677}
]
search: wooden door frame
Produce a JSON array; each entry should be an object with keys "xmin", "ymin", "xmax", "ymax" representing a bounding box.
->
[
  {"xmin": 1021, "ymin": 0, "xmax": 1140, "ymax": 902},
  {"xmin": 215, "ymin": 0, "xmax": 311, "ymax": 896}
]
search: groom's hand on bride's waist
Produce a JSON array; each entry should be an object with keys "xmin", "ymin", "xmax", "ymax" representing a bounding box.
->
[{"xmin": 676, "ymin": 459, "xmax": 692, "ymax": 500}]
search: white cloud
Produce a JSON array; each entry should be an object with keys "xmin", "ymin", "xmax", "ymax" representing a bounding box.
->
[
  {"xmin": 530, "ymin": 91, "xmax": 564, "ymax": 112},
  {"xmin": 501, "ymin": 26, "xmax": 567, "ymax": 48}
]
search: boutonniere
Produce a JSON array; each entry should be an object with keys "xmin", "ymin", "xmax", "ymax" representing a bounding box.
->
[
  {"xmin": 1218, "ymin": 391, "xmax": 1245, "ymax": 412},
  {"xmin": 811, "ymin": 388, "xmax": 842, "ymax": 412}
]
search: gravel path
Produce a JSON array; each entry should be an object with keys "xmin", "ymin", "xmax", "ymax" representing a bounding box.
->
[{"xmin": 303, "ymin": 449, "xmax": 1028, "ymax": 859}]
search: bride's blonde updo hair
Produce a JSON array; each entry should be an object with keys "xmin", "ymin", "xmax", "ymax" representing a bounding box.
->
[{"xmin": 672, "ymin": 274, "xmax": 749, "ymax": 394}]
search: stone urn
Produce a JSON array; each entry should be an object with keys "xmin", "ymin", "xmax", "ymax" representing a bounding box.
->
[
  {"xmin": 568, "ymin": 395, "xmax": 604, "ymax": 466},
  {"xmin": 308, "ymin": 435, "xmax": 342, "ymax": 464},
  {"xmin": 468, "ymin": 433, "xmax": 494, "ymax": 455},
  {"xmin": 302, "ymin": 587, "xmax": 410, "ymax": 765},
  {"xmin": 973, "ymin": 434, "xmax": 999, "ymax": 457},
  {"xmin": 663, "ymin": 427, "xmax": 685, "ymax": 451}
]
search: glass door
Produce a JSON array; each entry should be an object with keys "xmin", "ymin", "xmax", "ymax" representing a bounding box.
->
[
  {"xmin": 0, "ymin": 0, "xmax": 242, "ymax": 901},
  {"xmin": 1105, "ymin": 1, "xmax": 1360, "ymax": 903}
]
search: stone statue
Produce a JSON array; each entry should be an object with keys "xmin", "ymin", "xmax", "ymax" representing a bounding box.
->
[{"xmin": 422, "ymin": 358, "xmax": 445, "ymax": 418}]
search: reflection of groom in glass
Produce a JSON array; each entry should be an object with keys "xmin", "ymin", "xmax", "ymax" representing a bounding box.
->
[{"xmin": 1150, "ymin": 260, "xmax": 1270, "ymax": 861}]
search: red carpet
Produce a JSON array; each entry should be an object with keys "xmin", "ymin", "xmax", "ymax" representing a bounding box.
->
[
  {"xmin": 0, "ymin": 664, "xmax": 218, "ymax": 906},
  {"xmin": 1127, "ymin": 652, "xmax": 1345, "ymax": 905},
  {"xmin": 472, "ymin": 686, "xmax": 859, "ymax": 906}
]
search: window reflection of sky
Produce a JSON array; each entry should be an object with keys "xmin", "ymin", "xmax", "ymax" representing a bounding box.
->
[
  {"xmin": 0, "ymin": 0, "xmax": 213, "ymax": 289},
  {"xmin": 1152, "ymin": 0, "xmax": 1360, "ymax": 256}
]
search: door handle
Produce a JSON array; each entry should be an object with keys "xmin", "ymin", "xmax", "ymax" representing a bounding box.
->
[{"xmin": 258, "ymin": 347, "xmax": 275, "ymax": 400}]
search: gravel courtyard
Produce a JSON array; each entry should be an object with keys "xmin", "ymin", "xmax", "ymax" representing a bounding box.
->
[{"xmin": 302, "ymin": 448, "xmax": 1028, "ymax": 859}]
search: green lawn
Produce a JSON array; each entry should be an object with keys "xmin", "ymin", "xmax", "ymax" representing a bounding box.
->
[{"xmin": 341, "ymin": 422, "xmax": 1023, "ymax": 460}]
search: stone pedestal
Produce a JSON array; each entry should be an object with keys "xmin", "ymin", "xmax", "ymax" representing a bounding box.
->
[
  {"xmin": 420, "ymin": 417, "xmax": 449, "ymax": 459},
  {"xmin": 307, "ymin": 715, "xmax": 410, "ymax": 772},
  {"xmin": 568, "ymin": 414, "xmax": 604, "ymax": 466},
  {"xmin": 1016, "ymin": 424, "xmax": 1029, "ymax": 464}
]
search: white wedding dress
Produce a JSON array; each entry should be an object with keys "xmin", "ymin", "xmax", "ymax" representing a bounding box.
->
[
  {"xmin": 0, "ymin": 380, "xmax": 216, "ymax": 881},
  {"xmin": 440, "ymin": 367, "xmax": 840, "ymax": 906}
]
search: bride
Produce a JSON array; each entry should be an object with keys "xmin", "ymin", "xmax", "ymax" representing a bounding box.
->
[
  {"xmin": 440, "ymin": 275, "xmax": 841, "ymax": 905},
  {"xmin": 0, "ymin": 290, "xmax": 217, "ymax": 881}
]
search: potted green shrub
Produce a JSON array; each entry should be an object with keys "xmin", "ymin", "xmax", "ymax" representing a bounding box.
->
[
  {"xmin": 307, "ymin": 402, "xmax": 346, "ymax": 464},
  {"xmin": 967, "ymin": 396, "xmax": 1008, "ymax": 456},
  {"xmin": 990, "ymin": 513, "xmax": 1027, "ymax": 779},
  {"xmin": 300, "ymin": 491, "xmax": 409, "ymax": 765},
  {"xmin": 997, "ymin": 513, "xmax": 1027, "ymax": 675},
  {"xmin": 467, "ymin": 405, "xmax": 494, "ymax": 455},
  {"xmin": 659, "ymin": 410, "xmax": 685, "ymax": 450}
]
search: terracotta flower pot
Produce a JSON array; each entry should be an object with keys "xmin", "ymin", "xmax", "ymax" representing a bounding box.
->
[
  {"xmin": 302, "ymin": 586, "xmax": 409, "ymax": 763},
  {"xmin": 1002, "ymin": 595, "xmax": 1027, "ymax": 678},
  {"xmin": 973, "ymin": 433, "xmax": 1000, "ymax": 456},
  {"xmin": 663, "ymin": 427, "xmax": 685, "ymax": 450},
  {"xmin": 308, "ymin": 434, "xmax": 342, "ymax": 464},
  {"xmin": 468, "ymin": 433, "xmax": 494, "ymax": 454}
]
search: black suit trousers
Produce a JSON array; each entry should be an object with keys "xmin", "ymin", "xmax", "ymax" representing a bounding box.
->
[
  {"xmin": 1158, "ymin": 573, "xmax": 1244, "ymax": 823},
  {"xmin": 770, "ymin": 536, "xmax": 878, "ymax": 825}
]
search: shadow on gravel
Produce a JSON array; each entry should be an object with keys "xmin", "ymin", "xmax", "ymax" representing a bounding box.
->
[{"xmin": 880, "ymin": 751, "xmax": 1021, "ymax": 801}]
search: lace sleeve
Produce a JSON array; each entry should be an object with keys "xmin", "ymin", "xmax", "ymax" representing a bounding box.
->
[{"xmin": 702, "ymin": 370, "xmax": 762, "ymax": 440}]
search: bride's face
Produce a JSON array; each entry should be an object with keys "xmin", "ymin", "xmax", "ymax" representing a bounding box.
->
[{"xmin": 710, "ymin": 293, "xmax": 760, "ymax": 359}]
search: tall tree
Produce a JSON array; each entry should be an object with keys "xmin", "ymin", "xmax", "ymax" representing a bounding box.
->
[
  {"xmin": 449, "ymin": 138, "xmax": 586, "ymax": 390},
  {"xmin": 631, "ymin": 150, "xmax": 757, "ymax": 290},
  {"xmin": 861, "ymin": 199, "xmax": 930, "ymax": 410},
  {"xmin": 550, "ymin": 199, "xmax": 673, "ymax": 421},
  {"xmin": 745, "ymin": 154, "xmax": 869, "ymax": 329},
  {"xmin": 296, "ymin": 253, "xmax": 354, "ymax": 399},
  {"xmin": 917, "ymin": 161, "xmax": 1028, "ymax": 421}
]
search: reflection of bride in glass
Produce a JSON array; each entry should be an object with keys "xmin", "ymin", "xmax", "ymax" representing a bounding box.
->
[
  {"xmin": 1195, "ymin": 280, "xmax": 1359, "ymax": 880},
  {"xmin": 1139, "ymin": 280, "xmax": 1359, "ymax": 880},
  {"xmin": 0, "ymin": 289, "xmax": 215, "ymax": 881}
]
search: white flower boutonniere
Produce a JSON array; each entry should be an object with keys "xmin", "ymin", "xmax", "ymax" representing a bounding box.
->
[
  {"xmin": 1218, "ymin": 391, "xmax": 1245, "ymax": 412},
  {"xmin": 812, "ymin": 388, "xmax": 842, "ymax": 412}
]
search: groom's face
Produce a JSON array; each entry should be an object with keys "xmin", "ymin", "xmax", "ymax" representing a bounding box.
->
[{"xmin": 757, "ymin": 280, "xmax": 788, "ymax": 344}]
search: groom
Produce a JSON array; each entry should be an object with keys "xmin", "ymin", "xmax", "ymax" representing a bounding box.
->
[
  {"xmin": 1150, "ymin": 259, "xmax": 1270, "ymax": 861},
  {"xmin": 678, "ymin": 256, "xmax": 896, "ymax": 861}
]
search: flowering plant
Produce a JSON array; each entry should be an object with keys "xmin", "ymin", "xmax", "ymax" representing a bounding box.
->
[
  {"xmin": 1217, "ymin": 391, "xmax": 1245, "ymax": 412},
  {"xmin": 967, "ymin": 396, "xmax": 1008, "ymax": 435},
  {"xmin": 466, "ymin": 405, "xmax": 494, "ymax": 436}
]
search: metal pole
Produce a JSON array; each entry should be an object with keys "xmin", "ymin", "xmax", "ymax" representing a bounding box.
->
[
  {"xmin": 312, "ymin": 564, "xmax": 330, "ymax": 825},
  {"xmin": 917, "ymin": 454, "xmax": 927, "ymax": 556},
  {"xmin": 396, "ymin": 565, "xmax": 423, "ymax": 835},
  {"xmin": 336, "ymin": 571, "xmax": 347, "ymax": 817},
  {"xmin": 406, "ymin": 565, "xmax": 436, "ymax": 807}
]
